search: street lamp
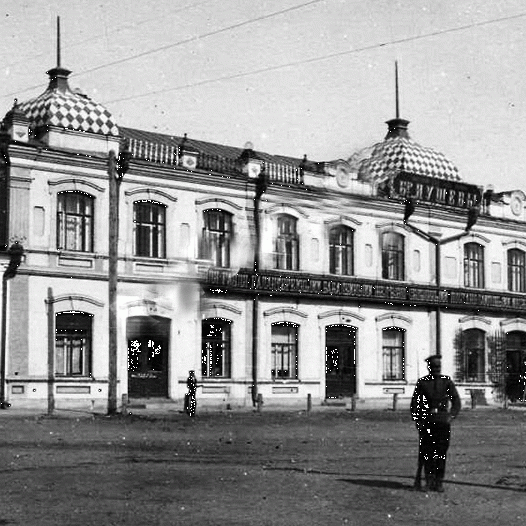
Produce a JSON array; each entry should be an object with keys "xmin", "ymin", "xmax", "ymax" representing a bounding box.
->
[
  {"xmin": 107, "ymin": 144, "xmax": 131, "ymax": 415},
  {"xmin": 403, "ymin": 199, "xmax": 479, "ymax": 356}
]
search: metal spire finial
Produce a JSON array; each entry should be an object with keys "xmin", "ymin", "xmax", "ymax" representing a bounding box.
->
[
  {"xmin": 57, "ymin": 16, "xmax": 61, "ymax": 68},
  {"xmin": 395, "ymin": 60, "xmax": 399, "ymax": 119}
]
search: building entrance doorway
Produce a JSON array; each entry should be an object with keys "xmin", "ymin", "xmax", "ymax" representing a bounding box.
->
[
  {"xmin": 127, "ymin": 316, "xmax": 170, "ymax": 398},
  {"xmin": 325, "ymin": 325, "xmax": 356, "ymax": 398},
  {"xmin": 506, "ymin": 331, "xmax": 526, "ymax": 402}
]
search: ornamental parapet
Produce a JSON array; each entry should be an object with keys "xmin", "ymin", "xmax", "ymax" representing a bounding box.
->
[{"xmin": 204, "ymin": 268, "xmax": 526, "ymax": 314}]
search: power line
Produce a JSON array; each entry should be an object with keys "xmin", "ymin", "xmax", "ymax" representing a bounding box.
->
[
  {"xmin": 0, "ymin": 0, "xmax": 323, "ymax": 101},
  {"xmin": 0, "ymin": 0, "xmax": 215, "ymax": 70},
  {"xmin": 103, "ymin": 9, "xmax": 526, "ymax": 105}
]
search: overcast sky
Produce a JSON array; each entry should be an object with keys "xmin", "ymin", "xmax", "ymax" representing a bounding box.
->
[{"xmin": 1, "ymin": 0, "xmax": 525, "ymax": 191}]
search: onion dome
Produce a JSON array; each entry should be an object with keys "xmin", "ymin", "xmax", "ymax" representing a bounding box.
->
[
  {"xmin": 18, "ymin": 66, "xmax": 119, "ymax": 137},
  {"xmin": 355, "ymin": 118, "xmax": 460, "ymax": 182}
]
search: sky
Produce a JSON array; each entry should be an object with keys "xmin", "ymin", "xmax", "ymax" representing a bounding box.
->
[{"xmin": 0, "ymin": 0, "xmax": 525, "ymax": 191}]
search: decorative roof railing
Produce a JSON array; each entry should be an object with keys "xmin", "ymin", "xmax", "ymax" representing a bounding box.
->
[{"xmin": 126, "ymin": 137, "xmax": 304, "ymax": 185}]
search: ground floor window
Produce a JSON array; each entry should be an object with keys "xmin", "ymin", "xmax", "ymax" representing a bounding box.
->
[
  {"xmin": 201, "ymin": 318, "xmax": 231, "ymax": 378},
  {"xmin": 55, "ymin": 311, "xmax": 92, "ymax": 376},
  {"xmin": 456, "ymin": 329, "xmax": 486, "ymax": 382},
  {"xmin": 271, "ymin": 323, "xmax": 298, "ymax": 379},
  {"xmin": 382, "ymin": 328, "xmax": 405, "ymax": 381}
]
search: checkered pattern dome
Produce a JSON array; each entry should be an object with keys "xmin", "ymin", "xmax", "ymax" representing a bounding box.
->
[
  {"xmin": 356, "ymin": 136, "xmax": 460, "ymax": 182},
  {"xmin": 19, "ymin": 81, "xmax": 119, "ymax": 137}
]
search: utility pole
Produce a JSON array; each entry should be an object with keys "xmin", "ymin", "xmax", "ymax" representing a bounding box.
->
[
  {"xmin": 252, "ymin": 164, "xmax": 267, "ymax": 407},
  {"xmin": 403, "ymin": 199, "xmax": 479, "ymax": 356},
  {"xmin": 107, "ymin": 146, "xmax": 130, "ymax": 415}
]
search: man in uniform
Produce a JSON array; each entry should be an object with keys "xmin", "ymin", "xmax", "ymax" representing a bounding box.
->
[
  {"xmin": 410, "ymin": 355, "xmax": 461, "ymax": 492},
  {"xmin": 185, "ymin": 370, "xmax": 198, "ymax": 416}
]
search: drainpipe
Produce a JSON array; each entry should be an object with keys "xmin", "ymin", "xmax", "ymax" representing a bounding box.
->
[{"xmin": 0, "ymin": 242, "xmax": 24, "ymax": 409}]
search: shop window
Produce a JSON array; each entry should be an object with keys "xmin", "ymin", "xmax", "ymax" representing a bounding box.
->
[
  {"xmin": 508, "ymin": 248, "xmax": 526, "ymax": 292},
  {"xmin": 55, "ymin": 312, "xmax": 92, "ymax": 377},
  {"xmin": 381, "ymin": 232, "xmax": 404, "ymax": 280},
  {"xmin": 329, "ymin": 225, "xmax": 354, "ymax": 275},
  {"xmin": 201, "ymin": 318, "xmax": 231, "ymax": 378},
  {"xmin": 382, "ymin": 328, "xmax": 405, "ymax": 381},
  {"xmin": 464, "ymin": 243, "xmax": 484, "ymax": 288},
  {"xmin": 133, "ymin": 201, "xmax": 166, "ymax": 258},
  {"xmin": 57, "ymin": 191, "xmax": 94, "ymax": 252},
  {"xmin": 271, "ymin": 323, "xmax": 298, "ymax": 379},
  {"xmin": 275, "ymin": 215, "xmax": 299, "ymax": 270},
  {"xmin": 200, "ymin": 210, "xmax": 232, "ymax": 268}
]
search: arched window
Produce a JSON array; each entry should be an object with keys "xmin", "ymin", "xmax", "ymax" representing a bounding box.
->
[
  {"xmin": 381, "ymin": 232, "xmax": 404, "ymax": 280},
  {"xmin": 55, "ymin": 312, "xmax": 92, "ymax": 376},
  {"xmin": 382, "ymin": 327, "xmax": 405, "ymax": 380},
  {"xmin": 464, "ymin": 243, "xmax": 484, "ymax": 288},
  {"xmin": 133, "ymin": 201, "xmax": 166, "ymax": 258},
  {"xmin": 508, "ymin": 248, "xmax": 526, "ymax": 292},
  {"xmin": 271, "ymin": 323, "xmax": 298, "ymax": 379},
  {"xmin": 456, "ymin": 328, "xmax": 485, "ymax": 382},
  {"xmin": 200, "ymin": 210, "xmax": 232, "ymax": 268},
  {"xmin": 57, "ymin": 191, "xmax": 94, "ymax": 252},
  {"xmin": 329, "ymin": 225, "xmax": 354, "ymax": 275},
  {"xmin": 201, "ymin": 318, "xmax": 231, "ymax": 378}
]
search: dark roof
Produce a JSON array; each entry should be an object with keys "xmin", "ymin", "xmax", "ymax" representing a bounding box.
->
[{"xmin": 120, "ymin": 126, "xmax": 321, "ymax": 170}]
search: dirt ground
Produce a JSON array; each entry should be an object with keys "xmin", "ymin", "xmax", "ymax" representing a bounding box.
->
[{"xmin": 0, "ymin": 407, "xmax": 524, "ymax": 526}]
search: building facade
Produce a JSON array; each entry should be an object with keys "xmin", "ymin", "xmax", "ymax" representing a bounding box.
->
[{"xmin": 1, "ymin": 61, "xmax": 526, "ymax": 412}]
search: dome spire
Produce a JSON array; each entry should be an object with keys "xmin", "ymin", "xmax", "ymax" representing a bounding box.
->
[
  {"xmin": 385, "ymin": 60, "xmax": 410, "ymax": 140},
  {"xmin": 46, "ymin": 15, "xmax": 72, "ymax": 93}
]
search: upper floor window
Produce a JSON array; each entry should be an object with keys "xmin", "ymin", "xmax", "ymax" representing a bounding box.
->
[
  {"xmin": 201, "ymin": 210, "xmax": 232, "ymax": 268},
  {"xmin": 57, "ymin": 191, "xmax": 93, "ymax": 252},
  {"xmin": 382, "ymin": 327, "xmax": 405, "ymax": 381},
  {"xmin": 508, "ymin": 248, "xmax": 526, "ymax": 292},
  {"xmin": 275, "ymin": 215, "xmax": 299, "ymax": 270},
  {"xmin": 329, "ymin": 225, "xmax": 354, "ymax": 275},
  {"xmin": 201, "ymin": 318, "xmax": 231, "ymax": 378},
  {"xmin": 381, "ymin": 232, "xmax": 404, "ymax": 280},
  {"xmin": 55, "ymin": 312, "xmax": 92, "ymax": 377},
  {"xmin": 271, "ymin": 323, "xmax": 298, "ymax": 379},
  {"xmin": 134, "ymin": 201, "xmax": 166, "ymax": 258},
  {"xmin": 464, "ymin": 243, "xmax": 484, "ymax": 288}
]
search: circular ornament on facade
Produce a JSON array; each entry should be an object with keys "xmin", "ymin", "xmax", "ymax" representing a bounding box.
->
[
  {"xmin": 511, "ymin": 194, "xmax": 523, "ymax": 216},
  {"xmin": 335, "ymin": 164, "xmax": 350, "ymax": 188}
]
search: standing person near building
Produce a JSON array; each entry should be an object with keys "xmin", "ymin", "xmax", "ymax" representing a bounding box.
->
[
  {"xmin": 410, "ymin": 355, "xmax": 461, "ymax": 492},
  {"xmin": 185, "ymin": 370, "xmax": 198, "ymax": 417}
]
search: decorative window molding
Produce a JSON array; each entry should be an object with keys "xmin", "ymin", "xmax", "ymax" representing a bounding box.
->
[
  {"xmin": 195, "ymin": 197, "xmax": 242, "ymax": 212},
  {"xmin": 318, "ymin": 310, "xmax": 365, "ymax": 323},
  {"xmin": 48, "ymin": 178, "xmax": 105, "ymax": 193},
  {"xmin": 45, "ymin": 294, "xmax": 104, "ymax": 309},
  {"xmin": 125, "ymin": 187, "xmax": 177, "ymax": 202},
  {"xmin": 265, "ymin": 204, "xmax": 308, "ymax": 219},
  {"xmin": 264, "ymin": 307, "xmax": 308, "ymax": 319}
]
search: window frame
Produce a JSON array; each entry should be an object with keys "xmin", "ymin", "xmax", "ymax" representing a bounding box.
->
[
  {"xmin": 133, "ymin": 200, "xmax": 167, "ymax": 259},
  {"xmin": 381, "ymin": 232, "xmax": 405, "ymax": 281},
  {"xmin": 56, "ymin": 191, "xmax": 94, "ymax": 252},
  {"xmin": 329, "ymin": 225, "xmax": 354, "ymax": 276},
  {"xmin": 201, "ymin": 318, "xmax": 232, "ymax": 378},
  {"xmin": 271, "ymin": 322, "xmax": 298, "ymax": 380},
  {"xmin": 201, "ymin": 209, "xmax": 232, "ymax": 268},
  {"xmin": 464, "ymin": 242, "xmax": 485, "ymax": 288},
  {"xmin": 460, "ymin": 328, "xmax": 486, "ymax": 383},
  {"xmin": 508, "ymin": 248, "xmax": 526, "ymax": 292},
  {"xmin": 274, "ymin": 214, "xmax": 299, "ymax": 271},
  {"xmin": 382, "ymin": 327, "xmax": 405, "ymax": 381},
  {"xmin": 55, "ymin": 311, "xmax": 93, "ymax": 377}
]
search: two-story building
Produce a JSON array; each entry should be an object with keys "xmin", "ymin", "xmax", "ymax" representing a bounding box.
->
[{"xmin": 1, "ymin": 58, "xmax": 525, "ymax": 411}]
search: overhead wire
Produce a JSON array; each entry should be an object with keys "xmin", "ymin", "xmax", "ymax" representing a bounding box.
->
[
  {"xmin": 0, "ymin": 0, "xmax": 323, "ymax": 101},
  {"xmin": 102, "ymin": 9, "xmax": 526, "ymax": 105}
]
